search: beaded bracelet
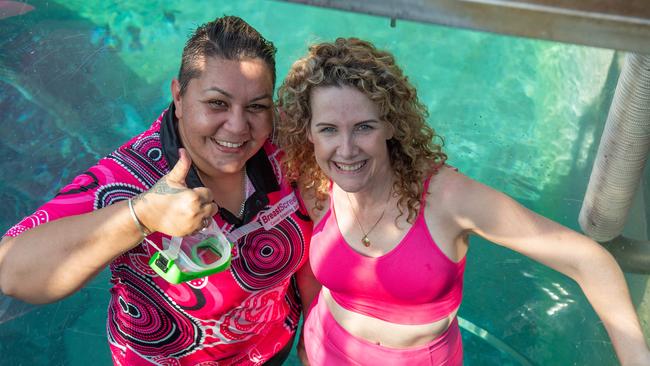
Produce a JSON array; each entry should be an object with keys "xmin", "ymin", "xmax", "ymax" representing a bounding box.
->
[{"xmin": 128, "ymin": 197, "xmax": 151, "ymax": 237}]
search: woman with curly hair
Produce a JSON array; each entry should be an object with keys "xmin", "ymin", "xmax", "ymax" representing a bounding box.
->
[{"xmin": 277, "ymin": 38, "xmax": 650, "ymax": 365}]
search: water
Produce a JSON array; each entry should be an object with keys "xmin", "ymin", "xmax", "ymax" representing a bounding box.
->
[{"xmin": 1, "ymin": 0, "xmax": 648, "ymax": 365}]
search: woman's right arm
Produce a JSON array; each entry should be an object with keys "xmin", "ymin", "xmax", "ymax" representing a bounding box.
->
[
  {"xmin": 0, "ymin": 201, "xmax": 151, "ymax": 303},
  {"xmin": 294, "ymin": 187, "xmax": 324, "ymax": 366},
  {"xmin": 0, "ymin": 149, "xmax": 216, "ymax": 304}
]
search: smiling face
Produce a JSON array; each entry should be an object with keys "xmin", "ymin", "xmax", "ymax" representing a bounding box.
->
[
  {"xmin": 309, "ymin": 85, "xmax": 394, "ymax": 194},
  {"xmin": 172, "ymin": 56, "xmax": 274, "ymax": 178}
]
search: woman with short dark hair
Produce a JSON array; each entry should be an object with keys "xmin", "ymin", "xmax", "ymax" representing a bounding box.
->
[{"xmin": 0, "ymin": 16, "xmax": 314, "ymax": 365}]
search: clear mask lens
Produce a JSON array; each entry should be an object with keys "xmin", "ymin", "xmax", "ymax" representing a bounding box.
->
[{"xmin": 149, "ymin": 218, "xmax": 233, "ymax": 284}]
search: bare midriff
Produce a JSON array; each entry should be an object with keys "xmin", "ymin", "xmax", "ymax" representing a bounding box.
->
[{"xmin": 322, "ymin": 287, "xmax": 458, "ymax": 348}]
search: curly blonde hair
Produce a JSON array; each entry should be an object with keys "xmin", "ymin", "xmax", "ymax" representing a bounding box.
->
[{"xmin": 277, "ymin": 38, "xmax": 446, "ymax": 223}]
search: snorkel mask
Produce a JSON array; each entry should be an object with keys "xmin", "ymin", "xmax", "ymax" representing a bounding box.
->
[{"xmin": 148, "ymin": 218, "xmax": 233, "ymax": 284}]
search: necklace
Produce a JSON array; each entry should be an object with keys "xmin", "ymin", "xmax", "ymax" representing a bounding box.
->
[
  {"xmin": 197, "ymin": 167, "xmax": 247, "ymax": 219},
  {"xmin": 237, "ymin": 167, "xmax": 247, "ymax": 218},
  {"xmin": 346, "ymin": 184, "xmax": 392, "ymax": 247}
]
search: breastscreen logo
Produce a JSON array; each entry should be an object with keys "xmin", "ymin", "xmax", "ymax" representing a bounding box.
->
[{"xmin": 259, "ymin": 193, "xmax": 299, "ymax": 230}]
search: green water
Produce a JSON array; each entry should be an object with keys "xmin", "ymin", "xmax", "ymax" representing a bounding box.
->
[{"xmin": 1, "ymin": 0, "xmax": 648, "ymax": 365}]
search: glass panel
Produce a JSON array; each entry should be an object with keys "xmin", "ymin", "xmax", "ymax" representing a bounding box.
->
[{"xmin": 1, "ymin": 1, "xmax": 646, "ymax": 365}]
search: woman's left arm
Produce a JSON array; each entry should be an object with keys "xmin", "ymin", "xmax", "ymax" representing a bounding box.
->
[{"xmin": 446, "ymin": 171, "xmax": 650, "ymax": 366}]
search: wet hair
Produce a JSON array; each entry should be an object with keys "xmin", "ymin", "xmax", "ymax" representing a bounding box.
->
[
  {"xmin": 178, "ymin": 15, "xmax": 277, "ymax": 95},
  {"xmin": 277, "ymin": 38, "xmax": 446, "ymax": 223}
]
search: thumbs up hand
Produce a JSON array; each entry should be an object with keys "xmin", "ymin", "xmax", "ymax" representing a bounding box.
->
[{"xmin": 133, "ymin": 148, "xmax": 219, "ymax": 237}]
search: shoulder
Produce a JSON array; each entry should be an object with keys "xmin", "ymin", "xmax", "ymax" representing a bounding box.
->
[
  {"xmin": 105, "ymin": 128, "xmax": 165, "ymax": 188},
  {"xmin": 427, "ymin": 166, "xmax": 534, "ymax": 235},
  {"xmin": 425, "ymin": 166, "xmax": 502, "ymax": 227},
  {"xmin": 428, "ymin": 165, "xmax": 503, "ymax": 200},
  {"xmin": 109, "ymin": 113, "xmax": 165, "ymax": 166},
  {"xmin": 426, "ymin": 165, "xmax": 474, "ymax": 204}
]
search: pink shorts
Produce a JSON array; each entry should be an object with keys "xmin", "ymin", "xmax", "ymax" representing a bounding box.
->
[{"xmin": 304, "ymin": 292, "xmax": 463, "ymax": 365}]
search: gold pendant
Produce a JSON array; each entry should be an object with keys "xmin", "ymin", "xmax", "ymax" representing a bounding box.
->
[{"xmin": 362, "ymin": 236, "xmax": 371, "ymax": 247}]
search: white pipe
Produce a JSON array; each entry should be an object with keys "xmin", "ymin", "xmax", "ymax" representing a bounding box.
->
[{"xmin": 579, "ymin": 53, "xmax": 650, "ymax": 243}]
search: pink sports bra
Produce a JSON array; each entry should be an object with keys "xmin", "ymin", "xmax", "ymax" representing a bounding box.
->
[{"xmin": 310, "ymin": 176, "xmax": 466, "ymax": 325}]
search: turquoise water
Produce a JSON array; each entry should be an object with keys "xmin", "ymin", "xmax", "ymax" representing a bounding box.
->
[{"xmin": 1, "ymin": 0, "xmax": 648, "ymax": 365}]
